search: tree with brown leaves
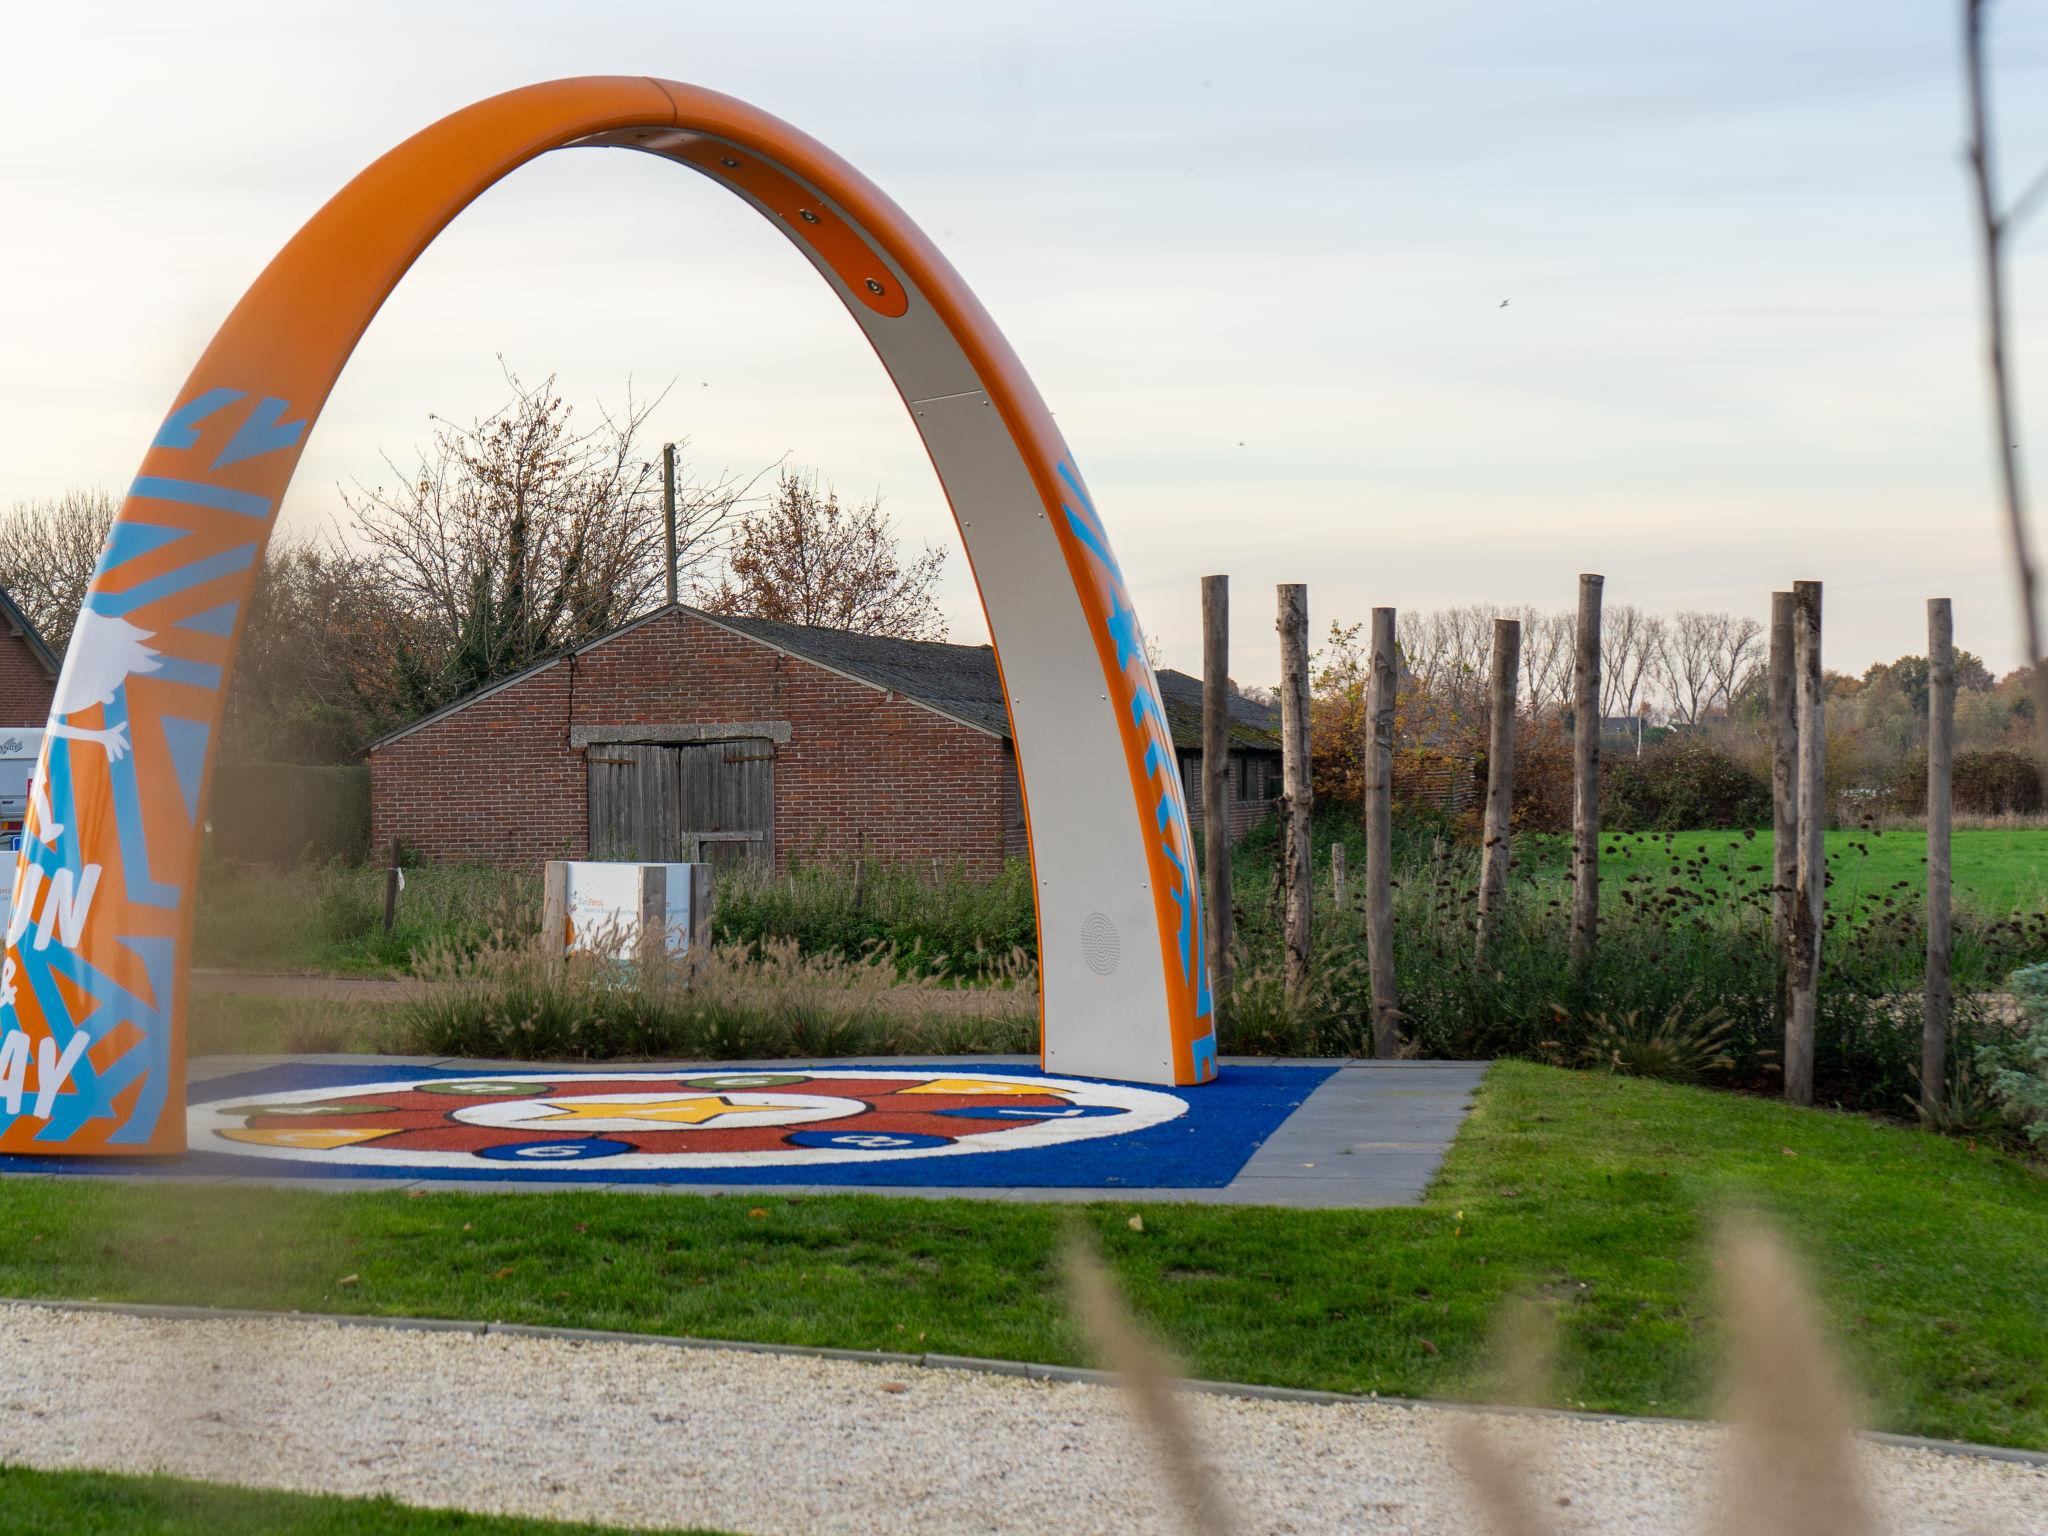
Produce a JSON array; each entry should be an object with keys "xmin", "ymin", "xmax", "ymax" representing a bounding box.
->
[
  {"xmin": 346, "ymin": 367, "xmax": 751, "ymax": 710},
  {"xmin": 697, "ymin": 468, "xmax": 947, "ymax": 640}
]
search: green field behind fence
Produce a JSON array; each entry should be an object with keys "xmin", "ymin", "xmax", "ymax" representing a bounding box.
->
[{"xmin": 1521, "ymin": 826, "xmax": 2048, "ymax": 920}]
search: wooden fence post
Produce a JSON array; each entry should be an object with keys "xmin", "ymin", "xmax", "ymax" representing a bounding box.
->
[
  {"xmin": 638, "ymin": 863, "xmax": 668, "ymax": 977},
  {"xmin": 1786, "ymin": 580, "xmax": 1825, "ymax": 1106},
  {"xmin": 1570, "ymin": 575, "xmax": 1603, "ymax": 974},
  {"xmin": 1277, "ymin": 583, "xmax": 1312, "ymax": 1002},
  {"xmin": 1769, "ymin": 591, "xmax": 1799, "ymax": 1028},
  {"xmin": 1476, "ymin": 617, "xmax": 1522, "ymax": 960},
  {"xmin": 382, "ymin": 835, "xmax": 401, "ymax": 933},
  {"xmin": 1365, "ymin": 607, "xmax": 1399, "ymax": 1056},
  {"xmin": 541, "ymin": 859, "xmax": 568, "ymax": 975},
  {"xmin": 1202, "ymin": 574, "xmax": 1234, "ymax": 1015},
  {"xmin": 1331, "ymin": 841, "xmax": 1347, "ymax": 910},
  {"xmin": 1924, "ymin": 597, "xmax": 1955, "ymax": 1117}
]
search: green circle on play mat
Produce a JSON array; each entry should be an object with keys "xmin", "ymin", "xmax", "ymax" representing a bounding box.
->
[
  {"xmin": 416, "ymin": 1080, "xmax": 549, "ymax": 1096},
  {"xmin": 228, "ymin": 1102, "xmax": 399, "ymax": 1117},
  {"xmin": 682, "ymin": 1073, "xmax": 809, "ymax": 1089}
]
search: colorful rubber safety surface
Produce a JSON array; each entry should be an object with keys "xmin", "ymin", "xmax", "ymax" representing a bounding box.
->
[{"xmin": 0, "ymin": 1063, "xmax": 1333, "ymax": 1188}]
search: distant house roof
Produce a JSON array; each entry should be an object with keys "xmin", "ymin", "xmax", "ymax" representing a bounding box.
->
[
  {"xmin": 0, "ymin": 585, "xmax": 59, "ymax": 674},
  {"xmin": 366, "ymin": 604, "xmax": 1281, "ymax": 754}
]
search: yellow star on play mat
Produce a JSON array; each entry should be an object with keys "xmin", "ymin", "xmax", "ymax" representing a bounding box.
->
[
  {"xmin": 898, "ymin": 1078, "xmax": 1071, "ymax": 1097},
  {"xmin": 530, "ymin": 1095, "xmax": 765, "ymax": 1126}
]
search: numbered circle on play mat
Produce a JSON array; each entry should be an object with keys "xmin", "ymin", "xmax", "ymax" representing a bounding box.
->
[
  {"xmin": 683, "ymin": 1073, "xmax": 811, "ymax": 1090},
  {"xmin": 476, "ymin": 1138, "xmax": 632, "ymax": 1163}
]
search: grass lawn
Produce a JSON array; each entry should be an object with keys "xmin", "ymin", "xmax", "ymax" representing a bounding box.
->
[
  {"xmin": 2, "ymin": 1063, "xmax": 2043, "ymax": 1449},
  {"xmin": 1524, "ymin": 825, "xmax": 2048, "ymax": 919},
  {"xmin": 0, "ymin": 1467, "xmax": 722, "ymax": 1535}
]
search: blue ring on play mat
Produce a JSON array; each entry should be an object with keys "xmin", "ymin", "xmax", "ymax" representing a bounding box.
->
[
  {"xmin": 476, "ymin": 1137, "xmax": 632, "ymax": 1163},
  {"xmin": 784, "ymin": 1129, "xmax": 953, "ymax": 1151}
]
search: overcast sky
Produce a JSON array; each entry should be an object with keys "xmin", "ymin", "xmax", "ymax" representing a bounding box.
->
[{"xmin": 4, "ymin": 0, "xmax": 2047, "ymax": 684}]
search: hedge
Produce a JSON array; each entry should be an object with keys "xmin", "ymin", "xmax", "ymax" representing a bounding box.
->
[{"xmin": 207, "ymin": 762, "xmax": 371, "ymax": 866}]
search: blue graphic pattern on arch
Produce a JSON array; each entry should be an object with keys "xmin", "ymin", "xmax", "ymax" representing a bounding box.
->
[
  {"xmin": 0, "ymin": 385, "xmax": 294, "ymax": 1149},
  {"xmin": 1054, "ymin": 460, "xmax": 1216, "ymax": 1078},
  {"xmin": 0, "ymin": 737, "xmax": 176, "ymax": 1146}
]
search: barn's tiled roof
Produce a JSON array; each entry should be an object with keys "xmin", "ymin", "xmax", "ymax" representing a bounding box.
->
[
  {"xmin": 704, "ymin": 609, "xmax": 1280, "ymax": 751},
  {"xmin": 704, "ymin": 612, "xmax": 1015, "ymax": 737},
  {"xmin": 365, "ymin": 604, "xmax": 1281, "ymax": 753}
]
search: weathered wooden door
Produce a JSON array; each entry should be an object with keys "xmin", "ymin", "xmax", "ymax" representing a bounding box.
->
[
  {"xmin": 676, "ymin": 740, "xmax": 774, "ymax": 871},
  {"xmin": 587, "ymin": 740, "xmax": 773, "ymax": 869}
]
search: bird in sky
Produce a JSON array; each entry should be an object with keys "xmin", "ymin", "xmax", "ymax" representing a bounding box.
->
[{"xmin": 1500, "ymin": 299, "xmax": 1510, "ymax": 308}]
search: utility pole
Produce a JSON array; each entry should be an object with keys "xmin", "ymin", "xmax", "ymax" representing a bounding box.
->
[
  {"xmin": 1201, "ymin": 575, "xmax": 1233, "ymax": 1016},
  {"xmin": 662, "ymin": 441, "xmax": 680, "ymax": 607}
]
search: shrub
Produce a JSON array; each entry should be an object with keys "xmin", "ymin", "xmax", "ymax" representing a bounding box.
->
[
  {"xmin": 1982, "ymin": 962, "xmax": 2048, "ymax": 1145},
  {"xmin": 192, "ymin": 859, "xmax": 537, "ymax": 972},
  {"xmin": 1605, "ymin": 738, "xmax": 1771, "ymax": 831},
  {"xmin": 1566, "ymin": 997, "xmax": 1737, "ymax": 1083},
  {"xmin": 1952, "ymin": 749, "xmax": 2044, "ymax": 816},
  {"xmin": 1884, "ymin": 747, "xmax": 2044, "ymax": 818},
  {"xmin": 713, "ymin": 858, "xmax": 1035, "ymax": 980},
  {"xmin": 1509, "ymin": 719, "xmax": 1575, "ymax": 834}
]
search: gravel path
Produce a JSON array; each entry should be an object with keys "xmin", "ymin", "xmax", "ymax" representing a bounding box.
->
[{"xmin": 1, "ymin": 1305, "xmax": 2042, "ymax": 1535}]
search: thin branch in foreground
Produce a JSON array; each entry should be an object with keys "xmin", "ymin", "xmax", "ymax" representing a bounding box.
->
[{"xmin": 1061, "ymin": 1232, "xmax": 1235, "ymax": 1536}]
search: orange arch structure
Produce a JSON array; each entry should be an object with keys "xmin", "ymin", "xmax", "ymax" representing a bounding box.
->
[{"xmin": 0, "ymin": 78, "xmax": 1215, "ymax": 1156}]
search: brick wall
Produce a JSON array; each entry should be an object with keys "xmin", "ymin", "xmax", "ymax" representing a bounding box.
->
[
  {"xmin": 0, "ymin": 629, "xmax": 55, "ymax": 724},
  {"xmin": 370, "ymin": 609, "xmax": 1016, "ymax": 876},
  {"xmin": 1177, "ymin": 749, "xmax": 1279, "ymax": 845}
]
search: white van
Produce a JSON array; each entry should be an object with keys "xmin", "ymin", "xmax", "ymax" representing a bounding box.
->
[{"xmin": 0, "ymin": 727, "xmax": 43, "ymax": 856}]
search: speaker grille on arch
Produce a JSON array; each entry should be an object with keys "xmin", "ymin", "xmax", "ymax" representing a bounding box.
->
[{"xmin": 1080, "ymin": 912, "xmax": 1120, "ymax": 976}]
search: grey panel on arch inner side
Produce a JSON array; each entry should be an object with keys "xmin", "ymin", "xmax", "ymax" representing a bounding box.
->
[
  {"xmin": 623, "ymin": 133, "xmax": 1175, "ymax": 1083},
  {"xmin": 907, "ymin": 393, "xmax": 1168, "ymax": 1083}
]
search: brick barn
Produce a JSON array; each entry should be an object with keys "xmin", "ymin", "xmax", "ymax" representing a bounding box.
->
[
  {"xmin": 0, "ymin": 586, "xmax": 59, "ymax": 724},
  {"xmin": 366, "ymin": 605, "xmax": 1279, "ymax": 876}
]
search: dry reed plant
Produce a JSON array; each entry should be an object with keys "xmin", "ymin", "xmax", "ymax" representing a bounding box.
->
[
  {"xmin": 394, "ymin": 928, "xmax": 1038, "ymax": 1060},
  {"xmin": 1068, "ymin": 1221, "xmax": 1896, "ymax": 1536},
  {"xmin": 1710, "ymin": 1218, "xmax": 1873, "ymax": 1536}
]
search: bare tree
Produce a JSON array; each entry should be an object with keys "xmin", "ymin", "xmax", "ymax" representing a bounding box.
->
[
  {"xmin": 345, "ymin": 367, "xmax": 751, "ymax": 708},
  {"xmin": 0, "ymin": 488, "xmax": 118, "ymax": 652},
  {"xmin": 1656, "ymin": 612, "xmax": 1760, "ymax": 725},
  {"xmin": 1705, "ymin": 612, "xmax": 1766, "ymax": 716},
  {"xmin": 1964, "ymin": 0, "xmax": 2048, "ymax": 776},
  {"xmin": 697, "ymin": 468, "xmax": 948, "ymax": 640},
  {"xmin": 223, "ymin": 534, "xmax": 415, "ymax": 761},
  {"xmin": 1510, "ymin": 607, "xmax": 1575, "ymax": 716},
  {"xmin": 1657, "ymin": 611, "xmax": 1721, "ymax": 725},
  {"xmin": 1600, "ymin": 604, "xmax": 1665, "ymax": 721}
]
